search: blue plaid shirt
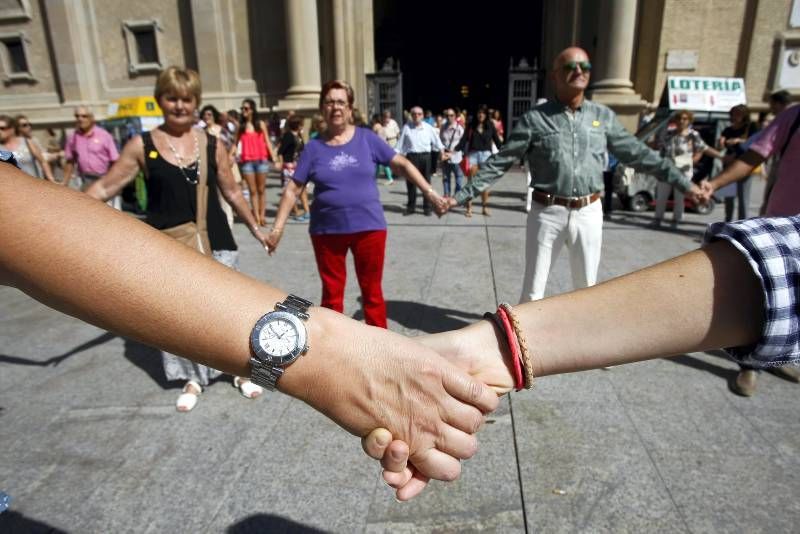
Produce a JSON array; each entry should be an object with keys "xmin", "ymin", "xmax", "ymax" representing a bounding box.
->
[
  {"xmin": 0, "ymin": 150, "xmax": 17, "ymax": 168},
  {"xmin": 704, "ymin": 216, "xmax": 800, "ymax": 367}
]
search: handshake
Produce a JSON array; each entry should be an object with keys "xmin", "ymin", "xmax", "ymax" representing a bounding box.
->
[
  {"xmin": 320, "ymin": 320, "xmax": 517, "ymax": 502},
  {"xmin": 425, "ymin": 190, "xmax": 458, "ymax": 217}
]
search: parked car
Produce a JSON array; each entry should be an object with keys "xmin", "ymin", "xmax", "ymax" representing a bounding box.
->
[{"xmin": 614, "ymin": 108, "xmax": 728, "ymax": 216}]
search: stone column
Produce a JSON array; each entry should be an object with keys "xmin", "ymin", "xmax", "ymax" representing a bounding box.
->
[
  {"xmin": 278, "ymin": 0, "xmax": 322, "ymax": 110},
  {"xmin": 332, "ymin": 0, "xmax": 348, "ymax": 81},
  {"xmin": 588, "ymin": 0, "xmax": 646, "ymax": 131},
  {"xmin": 329, "ymin": 0, "xmax": 374, "ymax": 112},
  {"xmin": 42, "ymin": 0, "xmax": 102, "ymax": 109},
  {"xmin": 190, "ymin": 0, "xmax": 257, "ymax": 111}
]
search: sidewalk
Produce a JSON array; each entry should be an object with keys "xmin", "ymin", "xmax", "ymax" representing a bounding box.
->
[{"xmin": 2, "ymin": 171, "xmax": 798, "ymax": 533}]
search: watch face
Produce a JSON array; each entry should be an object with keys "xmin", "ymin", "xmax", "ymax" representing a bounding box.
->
[
  {"xmin": 250, "ymin": 310, "xmax": 307, "ymax": 365},
  {"xmin": 259, "ymin": 317, "xmax": 299, "ymax": 356}
]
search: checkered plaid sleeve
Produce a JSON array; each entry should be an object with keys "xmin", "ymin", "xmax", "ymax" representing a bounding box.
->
[
  {"xmin": 704, "ymin": 216, "xmax": 800, "ymax": 367},
  {"xmin": 0, "ymin": 150, "xmax": 18, "ymax": 168}
]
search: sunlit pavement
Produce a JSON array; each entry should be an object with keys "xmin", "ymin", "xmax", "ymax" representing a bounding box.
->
[{"xmin": 2, "ymin": 172, "xmax": 798, "ymax": 532}]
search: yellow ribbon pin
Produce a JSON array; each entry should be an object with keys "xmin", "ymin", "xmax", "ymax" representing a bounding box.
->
[
  {"xmin": 148, "ymin": 150, "xmax": 158, "ymax": 159},
  {"xmin": 592, "ymin": 120, "xmax": 600, "ymax": 127}
]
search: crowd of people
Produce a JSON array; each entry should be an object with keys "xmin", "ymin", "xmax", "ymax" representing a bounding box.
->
[
  {"xmin": 1, "ymin": 42, "xmax": 799, "ymax": 511},
  {"xmin": 4, "ymin": 46, "xmax": 798, "ymax": 438}
]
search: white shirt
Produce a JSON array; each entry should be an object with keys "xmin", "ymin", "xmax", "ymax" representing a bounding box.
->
[{"xmin": 396, "ymin": 121, "xmax": 444, "ymax": 155}]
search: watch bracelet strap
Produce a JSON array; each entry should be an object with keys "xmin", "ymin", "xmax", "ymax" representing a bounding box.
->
[
  {"xmin": 250, "ymin": 356, "xmax": 284, "ymax": 390},
  {"xmin": 276, "ymin": 294, "xmax": 312, "ymax": 319}
]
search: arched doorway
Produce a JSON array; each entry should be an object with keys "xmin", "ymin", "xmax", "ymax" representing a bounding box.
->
[{"xmin": 373, "ymin": 0, "xmax": 545, "ymax": 118}]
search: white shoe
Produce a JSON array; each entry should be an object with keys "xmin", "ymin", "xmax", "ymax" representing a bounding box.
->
[
  {"xmin": 176, "ymin": 380, "xmax": 202, "ymax": 412},
  {"xmin": 233, "ymin": 376, "xmax": 264, "ymax": 399}
]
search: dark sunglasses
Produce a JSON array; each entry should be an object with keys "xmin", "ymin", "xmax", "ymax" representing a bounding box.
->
[
  {"xmin": 18, "ymin": 122, "xmax": 30, "ymax": 127},
  {"xmin": 0, "ymin": 125, "xmax": 10, "ymax": 130},
  {"xmin": 562, "ymin": 60, "xmax": 592, "ymax": 73}
]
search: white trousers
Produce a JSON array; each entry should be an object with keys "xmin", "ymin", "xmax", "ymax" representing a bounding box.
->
[
  {"xmin": 519, "ymin": 199, "xmax": 604, "ymax": 302},
  {"xmin": 654, "ymin": 181, "xmax": 684, "ymax": 222}
]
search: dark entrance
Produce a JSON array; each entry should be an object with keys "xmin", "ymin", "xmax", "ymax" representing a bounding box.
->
[{"xmin": 373, "ymin": 0, "xmax": 544, "ymax": 117}]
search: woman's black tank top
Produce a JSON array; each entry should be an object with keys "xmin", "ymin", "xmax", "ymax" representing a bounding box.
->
[{"xmin": 142, "ymin": 131, "xmax": 237, "ymax": 251}]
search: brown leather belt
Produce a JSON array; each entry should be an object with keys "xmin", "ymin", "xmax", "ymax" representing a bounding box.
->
[{"xmin": 532, "ymin": 189, "xmax": 602, "ymax": 209}]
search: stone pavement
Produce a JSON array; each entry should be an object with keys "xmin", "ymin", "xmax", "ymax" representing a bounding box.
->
[{"xmin": 2, "ymin": 172, "xmax": 799, "ymax": 533}]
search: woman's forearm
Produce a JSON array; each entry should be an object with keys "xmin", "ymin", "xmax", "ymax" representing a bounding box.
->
[
  {"xmin": 0, "ymin": 169, "xmax": 499, "ymax": 478},
  {"xmin": 273, "ymin": 183, "xmax": 298, "ymax": 230},
  {"xmin": 710, "ymin": 151, "xmax": 764, "ymax": 191},
  {"xmin": 462, "ymin": 241, "xmax": 763, "ymax": 378}
]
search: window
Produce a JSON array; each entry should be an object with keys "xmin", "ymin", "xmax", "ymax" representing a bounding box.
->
[
  {"xmin": 0, "ymin": 0, "xmax": 32, "ymax": 22},
  {"xmin": 0, "ymin": 32, "xmax": 33, "ymax": 82},
  {"xmin": 6, "ymin": 38, "xmax": 27, "ymax": 73},
  {"xmin": 132, "ymin": 26, "xmax": 158, "ymax": 64},
  {"xmin": 123, "ymin": 20, "xmax": 162, "ymax": 75}
]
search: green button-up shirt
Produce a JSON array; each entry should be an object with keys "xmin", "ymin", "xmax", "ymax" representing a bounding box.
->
[{"xmin": 454, "ymin": 98, "xmax": 691, "ymax": 204}]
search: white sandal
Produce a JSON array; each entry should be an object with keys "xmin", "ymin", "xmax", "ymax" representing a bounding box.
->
[
  {"xmin": 176, "ymin": 380, "xmax": 202, "ymax": 412},
  {"xmin": 233, "ymin": 376, "xmax": 263, "ymax": 399}
]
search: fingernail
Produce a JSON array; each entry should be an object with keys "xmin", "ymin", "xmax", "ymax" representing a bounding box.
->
[
  {"xmin": 391, "ymin": 449, "xmax": 405, "ymax": 460},
  {"xmin": 376, "ymin": 433, "xmax": 390, "ymax": 447}
]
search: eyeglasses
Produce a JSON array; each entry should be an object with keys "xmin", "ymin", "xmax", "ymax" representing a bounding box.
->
[
  {"xmin": 74, "ymin": 114, "xmax": 89, "ymax": 119},
  {"xmin": 411, "ymin": 112, "xmax": 423, "ymax": 116},
  {"xmin": 562, "ymin": 60, "xmax": 592, "ymax": 73},
  {"xmin": 0, "ymin": 125, "xmax": 10, "ymax": 130},
  {"xmin": 18, "ymin": 122, "xmax": 30, "ymax": 128},
  {"xmin": 323, "ymin": 99, "xmax": 348, "ymax": 109}
]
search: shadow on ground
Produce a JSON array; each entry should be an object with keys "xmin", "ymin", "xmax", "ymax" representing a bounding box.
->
[
  {"xmin": 123, "ymin": 338, "xmax": 171, "ymax": 389},
  {"xmin": 664, "ymin": 350, "xmax": 742, "ymax": 395},
  {"xmin": 226, "ymin": 514, "xmax": 326, "ymax": 533},
  {"xmin": 0, "ymin": 331, "xmax": 116, "ymax": 367},
  {"xmin": 0, "ymin": 510, "xmax": 68, "ymax": 534},
  {"xmin": 352, "ymin": 299, "xmax": 484, "ymax": 333}
]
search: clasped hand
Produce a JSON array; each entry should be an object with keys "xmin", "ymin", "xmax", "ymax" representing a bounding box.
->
[{"xmin": 354, "ymin": 321, "xmax": 514, "ymax": 501}]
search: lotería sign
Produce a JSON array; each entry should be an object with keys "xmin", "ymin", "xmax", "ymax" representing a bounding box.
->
[{"xmin": 667, "ymin": 76, "xmax": 747, "ymax": 112}]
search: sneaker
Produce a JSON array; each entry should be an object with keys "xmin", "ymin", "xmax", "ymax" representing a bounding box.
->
[
  {"xmin": 403, "ymin": 207, "xmax": 415, "ymax": 216},
  {"xmin": 732, "ymin": 369, "xmax": 757, "ymax": 397}
]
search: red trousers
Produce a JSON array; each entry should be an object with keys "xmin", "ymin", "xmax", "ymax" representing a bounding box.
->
[{"xmin": 310, "ymin": 229, "xmax": 387, "ymax": 328}]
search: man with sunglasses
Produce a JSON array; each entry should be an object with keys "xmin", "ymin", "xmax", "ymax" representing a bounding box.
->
[
  {"xmin": 63, "ymin": 106, "xmax": 120, "ymax": 209},
  {"xmin": 445, "ymin": 47, "xmax": 702, "ymax": 302}
]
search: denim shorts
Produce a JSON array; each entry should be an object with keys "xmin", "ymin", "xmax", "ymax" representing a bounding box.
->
[
  {"xmin": 468, "ymin": 150, "xmax": 492, "ymax": 167},
  {"xmin": 239, "ymin": 159, "xmax": 269, "ymax": 174}
]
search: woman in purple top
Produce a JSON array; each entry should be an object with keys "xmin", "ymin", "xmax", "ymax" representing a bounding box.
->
[{"xmin": 266, "ymin": 80, "xmax": 445, "ymax": 327}]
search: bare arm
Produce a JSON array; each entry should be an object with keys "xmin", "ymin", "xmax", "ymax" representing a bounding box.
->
[
  {"xmin": 214, "ymin": 137, "xmax": 269, "ymax": 250},
  {"xmin": 261, "ymin": 120, "xmax": 276, "ymax": 162},
  {"xmin": 265, "ymin": 179, "xmax": 302, "ymax": 254},
  {"xmin": 62, "ymin": 160, "xmax": 74, "ymax": 188},
  {"xmin": 705, "ymin": 150, "xmax": 765, "ymax": 195},
  {"xmin": 377, "ymin": 240, "xmax": 765, "ymax": 499},
  {"xmin": 29, "ymin": 141, "xmax": 56, "ymax": 182},
  {"xmin": 389, "ymin": 153, "xmax": 447, "ymax": 213},
  {"xmin": 699, "ymin": 146, "xmax": 724, "ymax": 161},
  {"xmin": 85, "ymin": 136, "xmax": 144, "ymax": 201},
  {"xmin": 0, "ymin": 168, "xmax": 499, "ymax": 483}
]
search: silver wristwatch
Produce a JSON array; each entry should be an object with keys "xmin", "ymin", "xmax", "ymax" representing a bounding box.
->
[{"xmin": 249, "ymin": 294, "xmax": 312, "ymax": 390}]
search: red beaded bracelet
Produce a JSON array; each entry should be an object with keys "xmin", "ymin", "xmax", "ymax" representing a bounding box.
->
[{"xmin": 496, "ymin": 306, "xmax": 524, "ymax": 391}]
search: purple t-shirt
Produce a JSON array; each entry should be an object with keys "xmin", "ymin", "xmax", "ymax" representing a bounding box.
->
[{"xmin": 293, "ymin": 127, "xmax": 396, "ymax": 234}]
